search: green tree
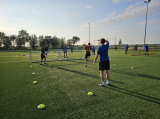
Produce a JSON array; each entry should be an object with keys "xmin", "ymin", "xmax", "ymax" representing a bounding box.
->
[
  {"xmin": 59, "ymin": 37, "xmax": 66, "ymax": 48},
  {"xmin": 29, "ymin": 34, "xmax": 37, "ymax": 49},
  {"xmin": 10, "ymin": 35, "xmax": 17, "ymax": 48},
  {"xmin": 16, "ymin": 30, "xmax": 30, "ymax": 49},
  {"xmin": 0, "ymin": 32, "xmax": 5, "ymax": 47},
  {"xmin": 67, "ymin": 39, "xmax": 72, "ymax": 48},
  {"xmin": 3, "ymin": 36, "xmax": 11, "ymax": 49},
  {"xmin": 71, "ymin": 36, "xmax": 80, "ymax": 47},
  {"xmin": 118, "ymin": 39, "xmax": 122, "ymax": 45},
  {"xmin": 39, "ymin": 36, "xmax": 46, "ymax": 47},
  {"xmin": 45, "ymin": 36, "xmax": 52, "ymax": 47},
  {"xmin": 51, "ymin": 36, "xmax": 59, "ymax": 48}
]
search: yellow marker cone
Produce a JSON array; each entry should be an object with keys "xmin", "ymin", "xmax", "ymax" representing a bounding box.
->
[
  {"xmin": 88, "ymin": 92, "xmax": 93, "ymax": 96},
  {"xmin": 131, "ymin": 67, "xmax": 134, "ymax": 69},
  {"xmin": 30, "ymin": 66, "xmax": 33, "ymax": 67},
  {"xmin": 37, "ymin": 104, "xmax": 45, "ymax": 109},
  {"xmin": 114, "ymin": 64, "xmax": 116, "ymax": 65},
  {"xmin": 32, "ymin": 72, "xmax": 35, "ymax": 74},
  {"xmin": 33, "ymin": 81, "xmax": 38, "ymax": 84}
]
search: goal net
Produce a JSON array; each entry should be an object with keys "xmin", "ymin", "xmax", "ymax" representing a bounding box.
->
[{"xmin": 30, "ymin": 50, "xmax": 84, "ymax": 63}]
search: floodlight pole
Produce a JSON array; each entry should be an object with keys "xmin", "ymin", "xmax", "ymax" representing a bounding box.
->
[
  {"xmin": 88, "ymin": 23, "xmax": 90, "ymax": 43},
  {"xmin": 144, "ymin": 0, "xmax": 151, "ymax": 44}
]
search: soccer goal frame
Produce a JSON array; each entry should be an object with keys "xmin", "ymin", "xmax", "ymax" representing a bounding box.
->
[{"xmin": 30, "ymin": 50, "xmax": 84, "ymax": 63}]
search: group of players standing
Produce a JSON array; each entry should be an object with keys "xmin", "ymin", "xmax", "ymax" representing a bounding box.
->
[{"xmin": 125, "ymin": 44, "xmax": 149, "ymax": 56}]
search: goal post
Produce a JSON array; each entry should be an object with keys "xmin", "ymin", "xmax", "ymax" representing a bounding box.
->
[{"xmin": 30, "ymin": 50, "xmax": 84, "ymax": 63}]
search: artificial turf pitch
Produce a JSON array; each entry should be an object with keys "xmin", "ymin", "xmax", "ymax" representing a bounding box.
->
[{"xmin": 0, "ymin": 50, "xmax": 160, "ymax": 119}]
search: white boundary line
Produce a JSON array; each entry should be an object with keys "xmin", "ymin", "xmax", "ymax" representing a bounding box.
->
[{"xmin": 0, "ymin": 60, "xmax": 29, "ymax": 63}]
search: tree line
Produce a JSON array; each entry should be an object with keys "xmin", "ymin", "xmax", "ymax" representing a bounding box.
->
[{"xmin": 0, "ymin": 30, "xmax": 80, "ymax": 49}]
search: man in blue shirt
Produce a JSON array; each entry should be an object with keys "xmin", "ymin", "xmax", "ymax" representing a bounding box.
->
[
  {"xmin": 93, "ymin": 38, "xmax": 110, "ymax": 87},
  {"xmin": 134, "ymin": 44, "xmax": 138, "ymax": 54},
  {"xmin": 63, "ymin": 45, "xmax": 68, "ymax": 58},
  {"xmin": 92, "ymin": 46, "xmax": 95, "ymax": 55},
  {"xmin": 71, "ymin": 46, "xmax": 73, "ymax": 53},
  {"xmin": 125, "ymin": 44, "xmax": 129, "ymax": 54},
  {"xmin": 144, "ymin": 44, "xmax": 149, "ymax": 56}
]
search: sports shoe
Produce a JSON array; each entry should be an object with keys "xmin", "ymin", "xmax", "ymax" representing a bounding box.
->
[
  {"xmin": 98, "ymin": 84, "xmax": 105, "ymax": 87},
  {"xmin": 85, "ymin": 65, "xmax": 87, "ymax": 67},
  {"xmin": 44, "ymin": 63, "xmax": 47, "ymax": 64},
  {"xmin": 40, "ymin": 63, "xmax": 42, "ymax": 65},
  {"xmin": 106, "ymin": 84, "xmax": 111, "ymax": 86}
]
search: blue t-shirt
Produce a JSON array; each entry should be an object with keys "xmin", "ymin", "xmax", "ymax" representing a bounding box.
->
[
  {"xmin": 125, "ymin": 46, "xmax": 128, "ymax": 49},
  {"xmin": 92, "ymin": 47, "xmax": 95, "ymax": 51},
  {"xmin": 63, "ymin": 47, "xmax": 67, "ymax": 52},
  {"xmin": 135, "ymin": 45, "xmax": 138, "ymax": 49},
  {"xmin": 144, "ymin": 46, "xmax": 148, "ymax": 51},
  {"xmin": 97, "ymin": 43, "xmax": 109, "ymax": 62}
]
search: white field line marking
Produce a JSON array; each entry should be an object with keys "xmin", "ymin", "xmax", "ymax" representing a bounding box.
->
[{"xmin": 0, "ymin": 60, "xmax": 29, "ymax": 63}]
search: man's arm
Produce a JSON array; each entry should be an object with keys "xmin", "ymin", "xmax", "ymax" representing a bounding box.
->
[
  {"xmin": 93, "ymin": 54, "xmax": 99, "ymax": 65},
  {"xmin": 105, "ymin": 40, "xmax": 109, "ymax": 44}
]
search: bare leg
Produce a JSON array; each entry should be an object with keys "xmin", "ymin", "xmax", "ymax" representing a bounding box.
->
[
  {"xmin": 85, "ymin": 59, "xmax": 87, "ymax": 64},
  {"xmin": 100, "ymin": 70, "xmax": 104, "ymax": 83},
  {"xmin": 105, "ymin": 70, "xmax": 109, "ymax": 84}
]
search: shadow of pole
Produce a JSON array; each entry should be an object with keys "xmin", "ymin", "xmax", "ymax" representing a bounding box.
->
[{"xmin": 106, "ymin": 85, "xmax": 160, "ymax": 104}]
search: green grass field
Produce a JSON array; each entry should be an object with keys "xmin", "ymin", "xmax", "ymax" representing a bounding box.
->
[{"xmin": 0, "ymin": 50, "xmax": 160, "ymax": 119}]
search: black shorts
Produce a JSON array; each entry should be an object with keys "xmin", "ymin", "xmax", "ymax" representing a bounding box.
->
[
  {"xmin": 41, "ymin": 54, "xmax": 45, "ymax": 59},
  {"xmin": 135, "ymin": 49, "xmax": 137, "ymax": 51},
  {"xmin": 85, "ymin": 54, "xmax": 91, "ymax": 59},
  {"xmin": 125, "ymin": 49, "xmax": 128, "ymax": 51},
  {"xmin": 64, "ymin": 52, "xmax": 67, "ymax": 53},
  {"xmin": 99, "ymin": 60, "xmax": 110, "ymax": 71}
]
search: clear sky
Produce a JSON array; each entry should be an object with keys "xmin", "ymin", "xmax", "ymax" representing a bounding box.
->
[{"xmin": 0, "ymin": 0, "xmax": 160, "ymax": 45}]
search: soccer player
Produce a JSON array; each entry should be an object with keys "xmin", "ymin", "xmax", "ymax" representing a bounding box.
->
[
  {"xmin": 134, "ymin": 44, "xmax": 138, "ymax": 54},
  {"xmin": 92, "ymin": 46, "xmax": 95, "ymax": 55},
  {"xmin": 115, "ymin": 46, "xmax": 117, "ymax": 51},
  {"xmin": 63, "ymin": 44, "xmax": 67, "ymax": 58},
  {"xmin": 93, "ymin": 38, "xmax": 110, "ymax": 86},
  {"xmin": 125, "ymin": 44, "xmax": 129, "ymax": 54},
  {"xmin": 144, "ymin": 44, "xmax": 149, "ymax": 56},
  {"xmin": 45, "ymin": 45, "xmax": 49, "ymax": 58},
  {"xmin": 84, "ymin": 43, "xmax": 91, "ymax": 67},
  {"xmin": 40, "ymin": 45, "xmax": 46, "ymax": 65},
  {"xmin": 71, "ymin": 46, "xmax": 73, "ymax": 53}
]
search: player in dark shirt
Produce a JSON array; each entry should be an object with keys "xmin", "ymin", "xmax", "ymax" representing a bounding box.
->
[
  {"xmin": 63, "ymin": 45, "xmax": 67, "ymax": 58},
  {"xmin": 125, "ymin": 44, "xmax": 129, "ymax": 54},
  {"xmin": 71, "ymin": 46, "xmax": 73, "ymax": 53},
  {"xmin": 115, "ymin": 46, "xmax": 117, "ymax": 51},
  {"xmin": 134, "ymin": 44, "xmax": 138, "ymax": 54},
  {"xmin": 45, "ymin": 45, "xmax": 49, "ymax": 58},
  {"xmin": 92, "ymin": 46, "xmax": 95, "ymax": 55},
  {"xmin": 40, "ymin": 45, "xmax": 46, "ymax": 65},
  {"xmin": 84, "ymin": 43, "xmax": 92, "ymax": 67},
  {"xmin": 144, "ymin": 44, "xmax": 149, "ymax": 56}
]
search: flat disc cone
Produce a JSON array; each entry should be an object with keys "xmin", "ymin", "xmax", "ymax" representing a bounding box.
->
[
  {"xmin": 88, "ymin": 92, "xmax": 93, "ymax": 95},
  {"xmin": 33, "ymin": 81, "xmax": 37, "ymax": 84},
  {"xmin": 30, "ymin": 66, "xmax": 33, "ymax": 67},
  {"xmin": 37, "ymin": 104, "xmax": 45, "ymax": 109},
  {"xmin": 114, "ymin": 64, "xmax": 116, "ymax": 65},
  {"xmin": 32, "ymin": 72, "xmax": 35, "ymax": 74},
  {"xmin": 131, "ymin": 67, "xmax": 134, "ymax": 69}
]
